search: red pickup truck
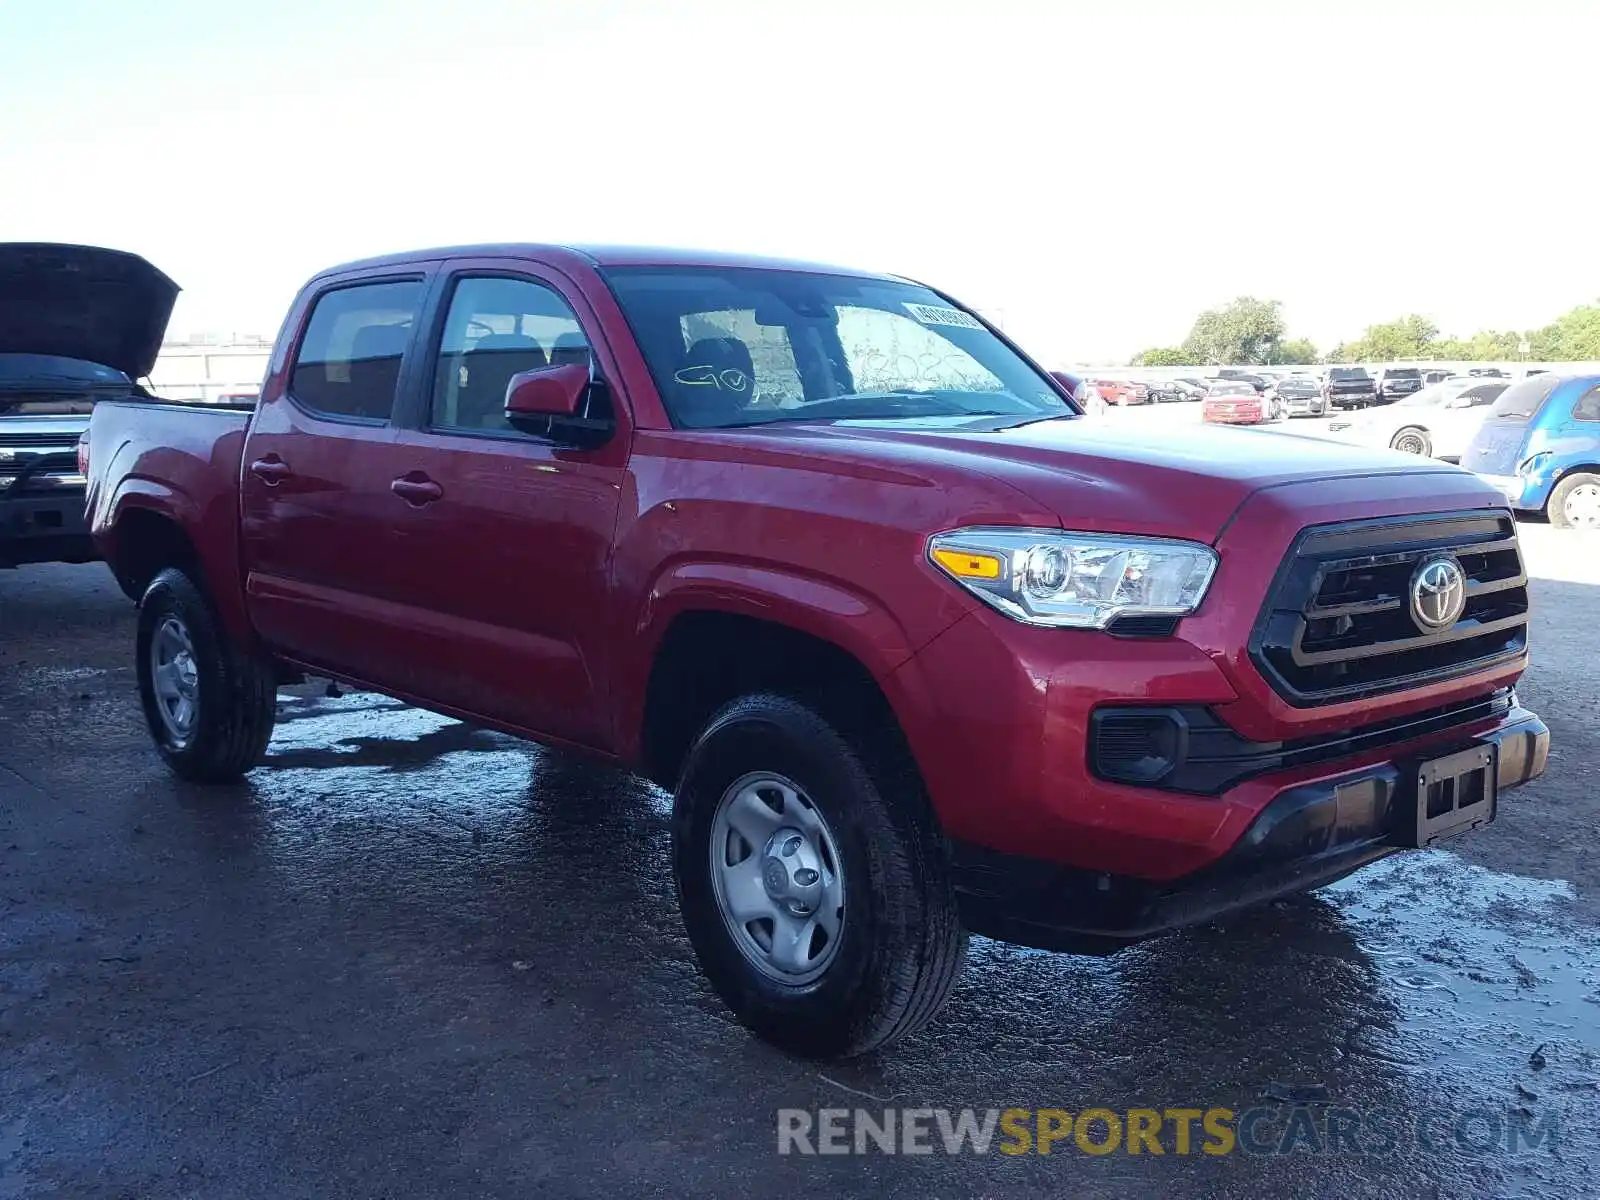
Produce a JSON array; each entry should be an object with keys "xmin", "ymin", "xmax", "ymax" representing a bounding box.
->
[{"xmin": 84, "ymin": 243, "xmax": 1548, "ymax": 1058}]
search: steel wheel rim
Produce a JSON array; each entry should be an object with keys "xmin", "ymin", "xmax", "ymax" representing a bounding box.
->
[
  {"xmin": 150, "ymin": 616, "xmax": 200, "ymax": 747},
  {"xmin": 1565, "ymin": 482, "xmax": 1600, "ymax": 529},
  {"xmin": 1394, "ymin": 433, "xmax": 1426, "ymax": 454},
  {"xmin": 709, "ymin": 771, "xmax": 845, "ymax": 985}
]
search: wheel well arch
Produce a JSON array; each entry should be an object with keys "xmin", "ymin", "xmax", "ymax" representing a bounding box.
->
[
  {"xmin": 110, "ymin": 508, "xmax": 201, "ymax": 601},
  {"xmin": 638, "ymin": 610, "xmax": 906, "ymax": 791},
  {"xmin": 1546, "ymin": 463, "xmax": 1600, "ymax": 508}
]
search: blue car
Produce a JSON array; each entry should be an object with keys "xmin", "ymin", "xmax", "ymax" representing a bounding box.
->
[{"xmin": 1464, "ymin": 372, "xmax": 1600, "ymax": 529}]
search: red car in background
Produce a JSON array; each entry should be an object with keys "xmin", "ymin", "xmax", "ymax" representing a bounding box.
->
[
  {"xmin": 1089, "ymin": 378, "xmax": 1149, "ymax": 406},
  {"xmin": 1203, "ymin": 380, "xmax": 1278, "ymax": 425}
]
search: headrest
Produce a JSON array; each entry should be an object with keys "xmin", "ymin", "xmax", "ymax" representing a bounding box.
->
[
  {"xmin": 350, "ymin": 323, "xmax": 409, "ymax": 360},
  {"xmin": 549, "ymin": 332, "xmax": 591, "ymax": 367}
]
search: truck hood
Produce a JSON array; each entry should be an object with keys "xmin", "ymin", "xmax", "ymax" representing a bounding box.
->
[
  {"xmin": 0, "ymin": 244, "xmax": 179, "ymax": 378},
  {"xmin": 741, "ymin": 416, "xmax": 1468, "ymax": 544}
]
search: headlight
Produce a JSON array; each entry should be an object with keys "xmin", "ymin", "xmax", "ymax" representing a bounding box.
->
[{"xmin": 927, "ymin": 527, "xmax": 1218, "ymax": 628}]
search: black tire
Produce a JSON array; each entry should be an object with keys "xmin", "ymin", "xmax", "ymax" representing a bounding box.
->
[
  {"xmin": 1548, "ymin": 471, "xmax": 1600, "ymax": 530},
  {"xmin": 1390, "ymin": 426, "xmax": 1432, "ymax": 456},
  {"xmin": 136, "ymin": 567, "xmax": 278, "ymax": 782},
  {"xmin": 672, "ymin": 693, "xmax": 965, "ymax": 1058}
]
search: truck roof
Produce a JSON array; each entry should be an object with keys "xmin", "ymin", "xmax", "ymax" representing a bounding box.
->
[{"xmin": 314, "ymin": 243, "xmax": 898, "ymax": 282}]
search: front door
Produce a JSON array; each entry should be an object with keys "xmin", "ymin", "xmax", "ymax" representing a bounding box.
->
[{"xmin": 383, "ymin": 268, "xmax": 628, "ymax": 749}]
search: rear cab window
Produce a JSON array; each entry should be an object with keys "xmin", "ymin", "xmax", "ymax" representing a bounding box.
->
[
  {"xmin": 288, "ymin": 280, "xmax": 425, "ymax": 421},
  {"xmin": 1486, "ymin": 375, "xmax": 1560, "ymax": 422}
]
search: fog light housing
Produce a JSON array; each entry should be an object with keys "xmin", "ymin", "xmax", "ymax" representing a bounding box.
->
[{"xmin": 1090, "ymin": 709, "xmax": 1189, "ymax": 785}]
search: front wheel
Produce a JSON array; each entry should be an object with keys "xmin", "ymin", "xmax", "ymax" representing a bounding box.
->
[
  {"xmin": 672, "ymin": 693, "xmax": 965, "ymax": 1058},
  {"xmin": 136, "ymin": 567, "xmax": 278, "ymax": 782},
  {"xmin": 1549, "ymin": 472, "xmax": 1600, "ymax": 530}
]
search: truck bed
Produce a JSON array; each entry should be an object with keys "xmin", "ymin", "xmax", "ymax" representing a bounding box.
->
[{"xmin": 83, "ymin": 398, "xmax": 254, "ymax": 633}]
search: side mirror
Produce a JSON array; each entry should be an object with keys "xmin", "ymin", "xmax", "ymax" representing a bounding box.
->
[{"xmin": 504, "ymin": 363, "xmax": 614, "ymax": 447}]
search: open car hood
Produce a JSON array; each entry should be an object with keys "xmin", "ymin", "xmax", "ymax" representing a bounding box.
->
[{"xmin": 0, "ymin": 243, "xmax": 179, "ymax": 379}]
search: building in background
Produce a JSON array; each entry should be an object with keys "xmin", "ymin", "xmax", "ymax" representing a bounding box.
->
[{"xmin": 149, "ymin": 334, "xmax": 273, "ymax": 402}]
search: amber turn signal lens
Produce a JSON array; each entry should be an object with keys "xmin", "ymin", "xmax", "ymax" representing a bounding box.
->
[{"xmin": 931, "ymin": 547, "xmax": 1002, "ymax": 580}]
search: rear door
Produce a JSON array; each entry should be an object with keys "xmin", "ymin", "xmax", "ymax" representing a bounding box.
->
[
  {"xmin": 381, "ymin": 261, "xmax": 630, "ymax": 748},
  {"xmin": 239, "ymin": 271, "xmax": 433, "ymax": 686}
]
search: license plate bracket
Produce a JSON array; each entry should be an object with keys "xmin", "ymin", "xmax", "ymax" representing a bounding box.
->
[{"xmin": 1400, "ymin": 744, "xmax": 1498, "ymax": 847}]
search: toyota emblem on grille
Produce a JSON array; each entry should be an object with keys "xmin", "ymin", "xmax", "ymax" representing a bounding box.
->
[{"xmin": 1409, "ymin": 555, "xmax": 1467, "ymax": 630}]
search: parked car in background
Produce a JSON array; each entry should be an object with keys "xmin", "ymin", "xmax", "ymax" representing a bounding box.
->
[
  {"xmin": 1469, "ymin": 367, "xmax": 1509, "ymax": 379},
  {"xmin": 1324, "ymin": 366, "xmax": 1380, "ymax": 410},
  {"xmin": 1203, "ymin": 380, "xmax": 1279, "ymax": 424},
  {"xmin": 1090, "ymin": 378, "xmax": 1150, "ymax": 406},
  {"xmin": 0, "ymin": 243, "xmax": 177, "ymax": 568},
  {"xmin": 1466, "ymin": 373, "xmax": 1600, "ymax": 528},
  {"xmin": 1265, "ymin": 375, "xmax": 1326, "ymax": 417},
  {"xmin": 1373, "ymin": 367, "xmax": 1425, "ymax": 405},
  {"xmin": 1423, "ymin": 369, "xmax": 1455, "ymax": 385},
  {"xmin": 1327, "ymin": 377, "xmax": 1508, "ymax": 459},
  {"xmin": 1144, "ymin": 379, "xmax": 1190, "ymax": 404},
  {"xmin": 1217, "ymin": 369, "xmax": 1269, "ymax": 393}
]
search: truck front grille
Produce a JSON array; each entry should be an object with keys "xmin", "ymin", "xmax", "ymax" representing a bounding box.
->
[
  {"xmin": 1250, "ymin": 510, "xmax": 1529, "ymax": 705},
  {"xmin": 0, "ymin": 432, "xmax": 76, "ymax": 448}
]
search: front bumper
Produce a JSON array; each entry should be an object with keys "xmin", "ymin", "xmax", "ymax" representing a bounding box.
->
[
  {"xmin": 0, "ymin": 486, "xmax": 95, "ymax": 566},
  {"xmin": 951, "ymin": 703, "xmax": 1548, "ymax": 953}
]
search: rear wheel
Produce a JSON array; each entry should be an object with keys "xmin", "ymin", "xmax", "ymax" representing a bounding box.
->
[
  {"xmin": 136, "ymin": 567, "xmax": 278, "ymax": 782},
  {"xmin": 1549, "ymin": 472, "xmax": 1600, "ymax": 530},
  {"xmin": 672, "ymin": 693, "xmax": 965, "ymax": 1057},
  {"xmin": 1391, "ymin": 427, "xmax": 1432, "ymax": 456}
]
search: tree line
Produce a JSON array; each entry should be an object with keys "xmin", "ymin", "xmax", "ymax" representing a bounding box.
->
[{"xmin": 1130, "ymin": 296, "xmax": 1600, "ymax": 367}]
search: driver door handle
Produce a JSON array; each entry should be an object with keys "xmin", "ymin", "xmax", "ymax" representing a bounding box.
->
[
  {"xmin": 249, "ymin": 457, "xmax": 291, "ymax": 485},
  {"xmin": 391, "ymin": 475, "xmax": 443, "ymax": 506}
]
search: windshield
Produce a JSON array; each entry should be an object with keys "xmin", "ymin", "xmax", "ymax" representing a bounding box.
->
[
  {"xmin": 1330, "ymin": 367, "xmax": 1370, "ymax": 380},
  {"xmin": 0, "ymin": 353, "xmax": 129, "ymax": 387},
  {"xmin": 600, "ymin": 267, "xmax": 1070, "ymax": 428},
  {"xmin": 1386, "ymin": 369, "xmax": 1421, "ymax": 380},
  {"xmin": 1487, "ymin": 375, "xmax": 1560, "ymax": 421},
  {"xmin": 0, "ymin": 353, "xmax": 133, "ymax": 414}
]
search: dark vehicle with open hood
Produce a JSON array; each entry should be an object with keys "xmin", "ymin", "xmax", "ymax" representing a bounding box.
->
[
  {"xmin": 0, "ymin": 244, "xmax": 177, "ymax": 567},
  {"xmin": 85, "ymin": 242, "xmax": 1549, "ymax": 1058}
]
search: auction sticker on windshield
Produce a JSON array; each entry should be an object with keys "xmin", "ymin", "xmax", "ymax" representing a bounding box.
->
[{"xmin": 904, "ymin": 302, "xmax": 986, "ymax": 330}]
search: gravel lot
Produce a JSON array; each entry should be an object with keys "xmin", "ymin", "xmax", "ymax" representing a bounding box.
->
[{"xmin": 2, "ymin": 503, "xmax": 1597, "ymax": 1196}]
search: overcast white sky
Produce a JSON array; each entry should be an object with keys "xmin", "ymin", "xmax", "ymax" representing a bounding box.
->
[{"xmin": 2, "ymin": 0, "xmax": 1595, "ymax": 364}]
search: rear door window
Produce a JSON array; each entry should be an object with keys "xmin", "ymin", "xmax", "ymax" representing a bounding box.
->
[
  {"xmin": 289, "ymin": 280, "xmax": 424, "ymax": 421},
  {"xmin": 1487, "ymin": 375, "xmax": 1560, "ymax": 421}
]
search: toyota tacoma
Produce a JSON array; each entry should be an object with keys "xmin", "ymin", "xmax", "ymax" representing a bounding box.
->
[{"xmin": 84, "ymin": 244, "xmax": 1549, "ymax": 1057}]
